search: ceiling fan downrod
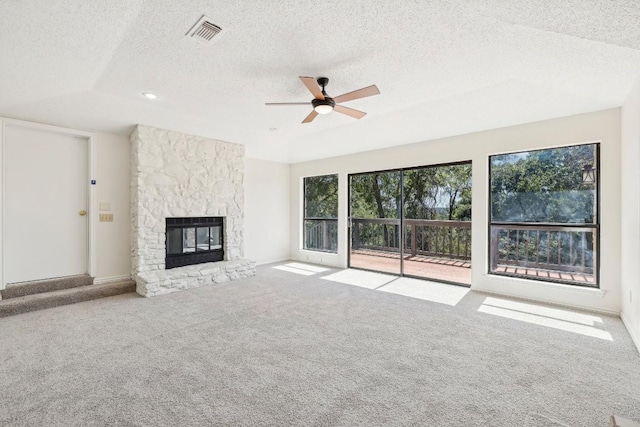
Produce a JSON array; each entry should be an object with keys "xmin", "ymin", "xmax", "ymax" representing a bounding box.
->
[{"xmin": 317, "ymin": 77, "xmax": 329, "ymax": 96}]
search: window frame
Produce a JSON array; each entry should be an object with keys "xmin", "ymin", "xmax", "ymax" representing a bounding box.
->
[
  {"xmin": 487, "ymin": 142, "xmax": 601, "ymax": 288},
  {"xmin": 302, "ymin": 174, "xmax": 339, "ymax": 253}
]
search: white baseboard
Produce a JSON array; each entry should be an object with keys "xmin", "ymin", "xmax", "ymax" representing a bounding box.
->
[
  {"xmin": 621, "ymin": 312, "xmax": 640, "ymax": 355},
  {"xmin": 93, "ymin": 275, "xmax": 132, "ymax": 285}
]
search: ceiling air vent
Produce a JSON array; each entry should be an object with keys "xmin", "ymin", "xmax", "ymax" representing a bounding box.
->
[{"xmin": 186, "ymin": 15, "xmax": 223, "ymax": 43}]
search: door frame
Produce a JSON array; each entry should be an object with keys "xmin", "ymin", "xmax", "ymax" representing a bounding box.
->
[{"xmin": 0, "ymin": 117, "xmax": 97, "ymax": 290}]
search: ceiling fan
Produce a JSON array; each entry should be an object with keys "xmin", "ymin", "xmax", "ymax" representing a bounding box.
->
[{"xmin": 265, "ymin": 76, "xmax": 380, "ymax": 123}]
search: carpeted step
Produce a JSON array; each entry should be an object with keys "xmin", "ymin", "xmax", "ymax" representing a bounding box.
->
[
  {"xmin": 1, "ymin": 274, "xmax": 94, "ymax": 299},
  {"xmin": 0, "ymin": 280, "xmax": 136, "ymax": 317}
]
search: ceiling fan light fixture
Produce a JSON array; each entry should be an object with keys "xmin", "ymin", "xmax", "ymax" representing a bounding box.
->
[
  {"xmin": 312, "ymin": 98, "xmax": 335, "ymax": 115},
  {"xmin": 314, "ymin": 104, "xmax": 333, "ymax": 114}
]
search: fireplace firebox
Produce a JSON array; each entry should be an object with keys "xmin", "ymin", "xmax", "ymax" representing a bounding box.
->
[{"xmin": 165, "ymin": 217, "xmax": 224, "ymax": 269}]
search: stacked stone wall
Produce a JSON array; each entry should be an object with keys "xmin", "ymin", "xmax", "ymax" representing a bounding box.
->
[{"xmin": 131, "ymin": 125, "xmax": 254, "ymax": 297}]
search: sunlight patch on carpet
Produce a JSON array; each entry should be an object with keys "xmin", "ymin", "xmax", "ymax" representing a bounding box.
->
[
  {"xmin": 378, "ymin": 277, "xmax": 469, "ymax": 306},
  {"xmin": 285, "ymin": 263, "xmax": 329, "ymax": 273},
  {"xmin": 321, "ymin": 269, "xmax": 396, "ymax": 289},
  {"xmin": 482, "ymin": 297, "xmax": 603, "ymax": 326},
  {"xmin": 272, "ymin": 262, "xmax": 330, "ymax": 276},
  {"xmin": 479, "ymin": 297, "xmax": 613, "ymax": 341}
]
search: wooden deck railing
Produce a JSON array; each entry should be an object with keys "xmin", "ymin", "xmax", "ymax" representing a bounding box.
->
[
  {"xmin": 405, "ymin": 219, "xmax": 471, "ymax": 260},
  {"xmin": 489, "ymin": 223, "xmax": 596, "ymax": 275},
  {"xmin": 304, "ymin": 219, "xmax": 338, "ymax": 252},
  {"xmin": 350, "ymin": 218, "xmax": 597, "ymax": 285},
  {"xmin": 351, "ymin": 218, "xmax": 471, "ymax": 260}
]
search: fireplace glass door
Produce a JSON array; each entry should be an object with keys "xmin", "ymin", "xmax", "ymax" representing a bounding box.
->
[
  {"xmin": 184, "ymin": 228, "xmax": 196, "ymax": 252},
  {"xmin": 166, "ymin": 228, "xmax": 183, "ymax": 255},
  {"xmin": 196, "ymin": 228, "xmax": 209, "ymax": 251},
  {"xmin": 210, "ymin": 226, "xmax": 222, "ymax": 249},
  {"xmin": 168, "ymin": 227, "xmax": 223, "ymax": 254},
  {"xmin": 165, "ymin": 217, "xmax": 224, "ymax": 268}
]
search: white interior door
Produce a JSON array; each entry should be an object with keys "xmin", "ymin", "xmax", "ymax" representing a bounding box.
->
[{"xmin": 4, "ymin": 124, "xmax": 88, "ymax": 284}]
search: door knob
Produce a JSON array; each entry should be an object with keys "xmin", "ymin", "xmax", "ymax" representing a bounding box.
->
[{"xmin": 79, "ymin": 210, "xmax": 87, "ymax": 216}]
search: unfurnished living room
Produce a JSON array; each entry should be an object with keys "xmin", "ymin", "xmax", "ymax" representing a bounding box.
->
[{"xmin": 1, "ymin": 1, "xmax": 640, "ymax": 426}]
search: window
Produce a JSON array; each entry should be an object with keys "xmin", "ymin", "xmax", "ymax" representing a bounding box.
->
[
  {"xmin": 304, "ymin": 174, "xmax": 338, "ymax": 252},
  {"xmin": 489, "ymin": 143, "xmax": 599, "ymax": 287}
]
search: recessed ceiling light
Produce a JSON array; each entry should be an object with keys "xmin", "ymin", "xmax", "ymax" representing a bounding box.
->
[
  {"xmin": 269, "ymin": 127, "xmax": 278, "ymax": 131},
  {"xmin": 142, "ymin": 92, "xmax": 157, "ymax": 100}
]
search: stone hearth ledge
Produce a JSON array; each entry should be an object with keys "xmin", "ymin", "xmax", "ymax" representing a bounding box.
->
[{"xmin": 136, "ymin": 259, "xmax": 256, "ymax": 297}]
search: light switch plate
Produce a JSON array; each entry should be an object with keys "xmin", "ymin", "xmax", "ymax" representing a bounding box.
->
[
  {"xmin": 99, "ymin": 213, "xmax": 114, "ymax": 222},
  {"xmin": 99, "ymin": 202, "xmax": 111, "ymax": 211}
]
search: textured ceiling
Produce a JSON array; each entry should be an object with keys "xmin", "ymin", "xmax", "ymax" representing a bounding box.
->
[{"xmin": 1, "ymin": 0, "xmax": 640, "ymax": 162}]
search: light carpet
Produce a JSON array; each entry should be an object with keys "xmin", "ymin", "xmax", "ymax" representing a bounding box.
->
[{"xmin": 0, "ymin": 262, "xmax": 638, "ymax": 426}]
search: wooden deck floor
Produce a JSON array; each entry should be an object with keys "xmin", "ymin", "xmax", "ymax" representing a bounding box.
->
[
  {"xmin": 492, "ymin": 265, "xmax": 595, "ymax": 285},
  {"xmin": 349, "ymin": 250, "xmax": 595, "ymax": 286},
  {"xmin": 350, "ymin": 250, "xmax": 472, "ymax": 285}
]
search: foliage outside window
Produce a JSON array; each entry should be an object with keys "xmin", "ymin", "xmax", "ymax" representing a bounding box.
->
[
  {"xmin": 403, "ymin": 164, "xmax": 472, "ymax": 222},
  {"xmin": 304, "ymin": 174, "xmax": 338, "ymax": 253},
  {"xmin": 349, "ymin": 164, "xmax": 471, "ymax": 221},
  {"xmin": 489, "ymin": 143, "xmax": 599, "ymax": 287}
]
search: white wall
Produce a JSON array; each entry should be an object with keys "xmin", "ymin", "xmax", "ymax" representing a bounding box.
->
[
  {"xmin": 621, "ymin": 77, "xmax": 640, "ymax": 352},
  {"xmin": 245, "ymin": 157, "xmax": 291, "ymax": 265},
  {"xmin": 95, "ymin": 132, "xmax": 131, "ymax": 282},
  {"xmin": 290, "ymin": 108, "xmax": 622, "ymax": 314}
]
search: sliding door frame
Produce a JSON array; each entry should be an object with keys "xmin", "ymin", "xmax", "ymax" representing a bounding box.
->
[{"xmin": 347, "ymin": 160, "xmax": 472, "ymax": 286}]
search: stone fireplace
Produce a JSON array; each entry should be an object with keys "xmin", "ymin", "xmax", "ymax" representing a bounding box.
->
[{"xmin": 130, "ymin": 125, "xmax": 255, "ymax": 297}]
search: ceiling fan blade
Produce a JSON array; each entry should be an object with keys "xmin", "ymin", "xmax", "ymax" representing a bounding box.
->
[
  {"xmin": 299, "ymin": 76, "xmax": 324, "ymax": 100},
  {"xmin": 334, "ymin": 105, "xmax": 367, "ymax": 119},
  {"xmin": 302, "ymin": 110, "xmax": 318, "ymax": 123},
  {"xmin": 333, "ymin": 85, "xmax": 380, "ymax": 104},
  {"xmin": 265, "ymin": 102, "xmax": 309, "ymax": 106}
]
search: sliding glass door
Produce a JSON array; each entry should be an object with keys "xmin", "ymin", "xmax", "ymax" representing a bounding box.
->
[
  {"xmin": 349, "ymin": 171, "xmax": 402, "ymax": 275},
  {"xmin": 402, "ymin": 164, "xmax": 472, "ymax": 285},
  {"xmin": 349, "ymin": 162, "xmax": 472, "ymax": 285}
]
